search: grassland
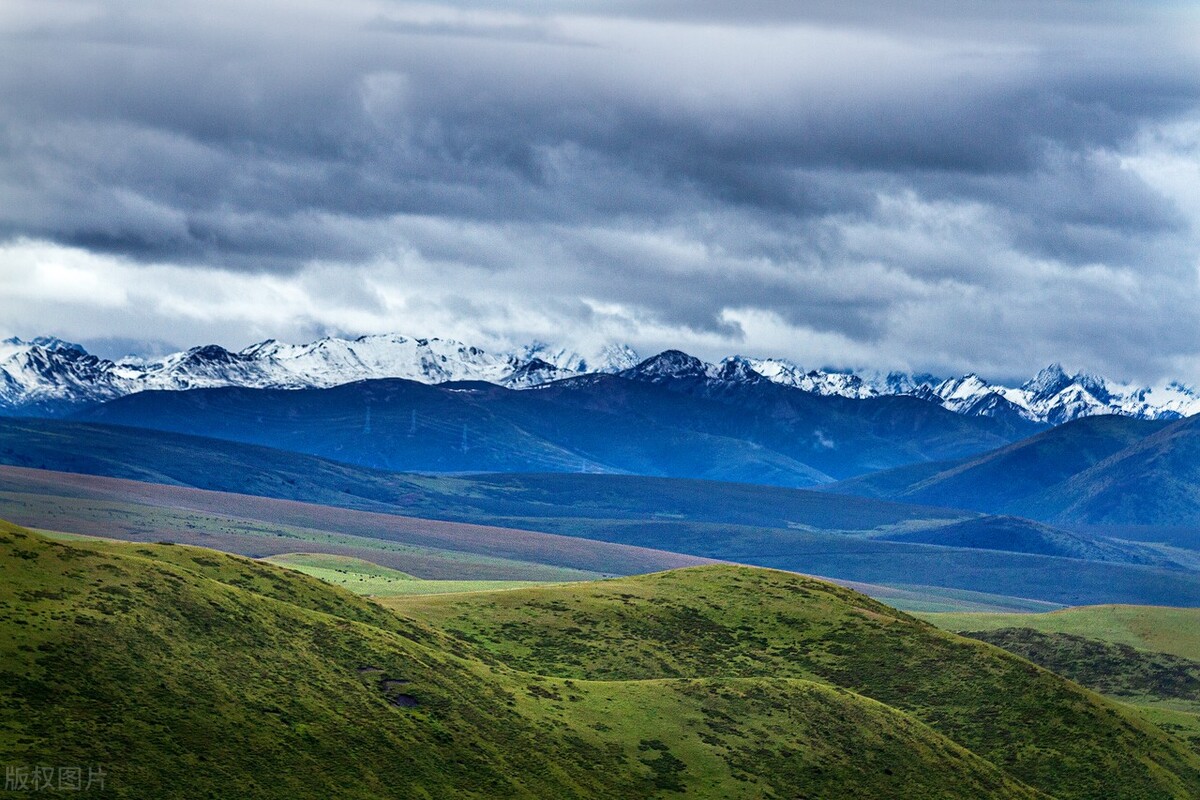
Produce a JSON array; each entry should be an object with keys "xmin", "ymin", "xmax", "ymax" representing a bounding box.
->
[
  {"xmin": 923, "ymin": 605, "xmax": 1200, "ymax": 660},
  {"xmin": 1, "ymin": 519, "xmax": 1062, "ymax": 799},
  {"xmin": 1, "ymin": 464, "xmax": 1103, "ymax": 612},
  {"xmin": 0, "ymin": 464, "xmax": 716, "ymax": 580},
  {"xmin": 263, "ymin": 552, "xmax": 554, "ymax": 596},
  {"xmin": 6, "ymin": 420, "xmax": 1200, "ymax": 606}
]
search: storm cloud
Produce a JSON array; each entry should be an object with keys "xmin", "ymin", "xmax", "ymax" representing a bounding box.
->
[{"xmin": 2, "ymin": 0, "xmax": 1200, "ymax": 382}]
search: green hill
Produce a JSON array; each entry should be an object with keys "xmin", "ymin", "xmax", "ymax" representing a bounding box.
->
[
  {"xmin": 387, "ymin": 568, "xmax": 1200, "ymax": 799},
  {"xmin": 921, "ymin": 605, "xmax": 1200, "ymax": 662},
  {"xmin": 0, "ymin": 518, "xmax": 1061, "ymax": 799},
  {"xmin": 262, "ymin": 552, "xmax": 554, "ymax": 596},
  {"xmin": 10, "ymin": 522, "xmax": 1200, "ymax": 797}
]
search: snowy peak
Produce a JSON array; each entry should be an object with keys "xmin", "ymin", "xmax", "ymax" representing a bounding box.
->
[
  {"xmin": 621, "ymin": 350, "xmax": 715, "ymax": 382},
  {"xmin": 1022, "ymin": 363, "xmax": 1072, "ymax": 399},
  {"xmin": 715, "ymin": 356, "xmax": 766, "ymax": 384},
  {"xmin": 502, "ymin": 358, "xmax": 571, "ymax": 389},
  {"xmin": 923, "ymin": 364, "xmax": 1200, "ymax": 424},
  {"xmin": 742, "ymin": 357, "xmax": 879, "ymax": 399}
]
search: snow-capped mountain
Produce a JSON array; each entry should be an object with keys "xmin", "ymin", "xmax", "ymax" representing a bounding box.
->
[
  {"xmin": 621, "ymin": 351, "xmax": 1200, "ymax": 424},
  {"xmin": 3, "ymin": 333, "xmax": 1199, "ymax": 424},
  {"xmin": 619, "ymin": 350, "xmax": 719, "ymax": 383},
  {"xmin": 0, "ymin": 335, "xmax": 639, "ymax": 416},
  {"xmin": 923, "ymin": 364, "xmax": 1200, "ymax": 424}
]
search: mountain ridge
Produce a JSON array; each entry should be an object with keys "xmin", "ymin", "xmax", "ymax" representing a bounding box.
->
[{"xmin": 3, "ymin": 333, "xmax": 1198, "ymax": 423}]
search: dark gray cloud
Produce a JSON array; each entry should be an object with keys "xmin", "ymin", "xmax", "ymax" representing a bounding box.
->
[{"xmin": 2, "ymin": 0, "xmax": 1200, "ymax": 382}]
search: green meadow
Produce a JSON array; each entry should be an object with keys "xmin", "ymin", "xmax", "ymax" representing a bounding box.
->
[{"xmin": 9, "ymin": 517, "xmax": 1200, "ymax": 797}]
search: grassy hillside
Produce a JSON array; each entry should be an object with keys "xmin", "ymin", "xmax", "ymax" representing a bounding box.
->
[
  {"xmin": 960, "ymin": 628, "xmax": 1200, "ymax": 705},
  {"xmin": 0, "ymin": 519, "xmax": 1059, "ymax": 799},
  {"xmin": 388, "ymin": 569, "xmax": 1200, "ymax": 800},
  {"xmin": 923, "ymin": 606, "xmax": 1200, "ymax": 754}
]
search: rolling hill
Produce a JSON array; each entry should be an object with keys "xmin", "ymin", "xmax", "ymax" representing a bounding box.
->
[
  {"xmin": 383, "ymin": 565, "xmax": 1200, "ymax": 799},
  {"xmin": 0, "ymin": 464, "xmax": 714, "ymax": 580},
  {"xmin": 8, "ymin": 518, "xmax": 1200, "ymax": 798},
  {"xmin": 923, "ymin": 605, "xmax": 1200, "ymax": 755}
]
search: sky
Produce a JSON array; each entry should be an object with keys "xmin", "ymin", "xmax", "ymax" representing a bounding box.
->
[{"xmin": 2, "ymin": 0, "xmax": 1200, "ymax": 383}]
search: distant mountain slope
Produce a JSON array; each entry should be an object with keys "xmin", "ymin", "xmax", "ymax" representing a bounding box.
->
[
  {"xmin": 1016, "ymin": 415, "xmax": 1200, "ymax": 526},
  {"xmin": 73, "ymin": 359, "xmax": 1035, "ymax": 481},
  {"xmin": 828, "ymin": 414, "xmax": 1200, "ymax": 529},
  {"xmin": 5, "ymin": 521, "xmax": 1066, "ymax": 799},
  {"xmin": 877, "ymin": 514, "xmax": 1170, "ymax": 565},
  {"xmin": 4, "ymin": 420, "xmax": 1200, "ymax": 606},
  {"xmin": 0, "ymin": 417, "xmax": 978, "ymax": 528},
  {"xmin": 75, "ymin": 377, "xmax": 840, "ymax": 485},
  {"xmin": 827, "ymin": 415, "xmax": 1170, "ymax": 512},
  {"xmin": 0, "ymin": 463, "xmax": 713, "ymax": 580}
]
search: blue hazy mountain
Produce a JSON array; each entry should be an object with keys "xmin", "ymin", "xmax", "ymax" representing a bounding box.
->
[
  {"xmin": 71, "ymin": 350, "xmax": 1036, "ymax": 484},
  {"xmin": 825, "ymin": 414, "xmax": 1200, "ymax": 530},
  {"xmin": 826, "ymin": 416, "xmax": 1169, "ymax": 508}
]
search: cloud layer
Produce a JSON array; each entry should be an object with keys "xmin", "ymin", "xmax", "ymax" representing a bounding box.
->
[{"xmin": 2, "ymin": 0, "xmax": 1200, "ymax": 381}]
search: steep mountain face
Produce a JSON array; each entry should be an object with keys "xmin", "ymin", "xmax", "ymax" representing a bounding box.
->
[
  {"xmin": 0, "ymin": 338, "xmax": 128, "ymax": 414},
  {"xmin": 3, "ymin": 334, "xmax": 1198, "ymax": 424}
]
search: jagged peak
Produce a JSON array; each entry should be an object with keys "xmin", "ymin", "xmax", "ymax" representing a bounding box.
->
[
  {"xmin": 1023, "ymin": 363, "xmax": 1072, "ymax": 396},
  {"xmin": 623, "ymin": 350, "xmax": 714, "ymax": 381},
  {"xmin": 716, "ymin": 356, "xmax": 764, "ymax": 383},
  {"xmin": 3, "ymin": 336, "xmax": 88, "ymax": 355}
]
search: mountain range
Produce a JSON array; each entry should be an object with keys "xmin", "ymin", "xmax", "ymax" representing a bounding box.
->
[
  {"xmin": 71, "ymin": 353, "xmax": 1033, "ymax": 483},
  {"xmin": 3, "ymin": 333, "xmax": 1199, "ymax": 423}
]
